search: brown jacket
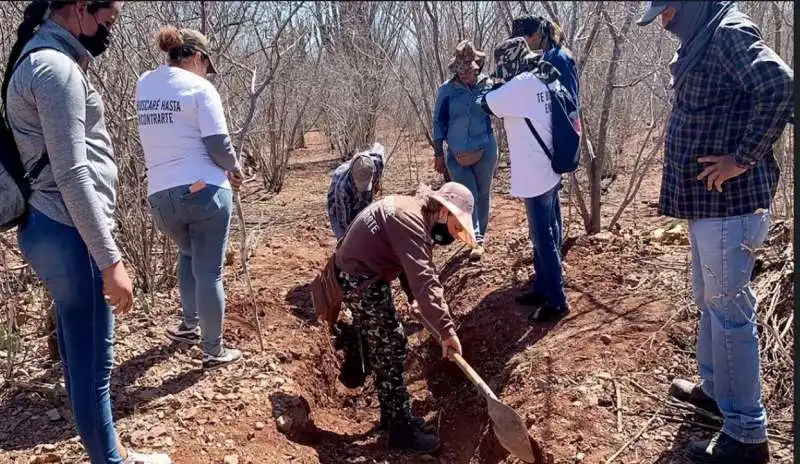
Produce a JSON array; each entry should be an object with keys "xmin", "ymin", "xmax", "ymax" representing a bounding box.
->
[{"xmin": 335, "ymin": 195, "xmax": 455, "ymax": 339}]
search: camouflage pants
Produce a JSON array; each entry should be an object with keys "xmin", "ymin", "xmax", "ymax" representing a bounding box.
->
[{"xmin": 337, "ymin": 270, "xmax": 412, "ymax": 424}]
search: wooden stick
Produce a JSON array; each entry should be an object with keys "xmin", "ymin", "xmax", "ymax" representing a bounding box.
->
[
  {"xmin": 234, "ymin": 191, "xmax": 265, "ymax": 352},
  {"xmin": 614, "ymin": 378, "xmax": 623, "ymax": 433},
  {"xmin": 605, "ymin": 406, "xmax": 664, "ymax": 463},
  {"xmin": 628, "ymin": 379, "xmax": 662, "ymax": 403}
]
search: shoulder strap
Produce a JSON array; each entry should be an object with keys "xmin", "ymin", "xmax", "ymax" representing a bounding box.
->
[
  {"xmin": 524, "ymin": 117, "xmax": 553, "ymax": 162},
  {"xmin": 4, "ymin": 47, "xmax": 60, "ymax": 182}
]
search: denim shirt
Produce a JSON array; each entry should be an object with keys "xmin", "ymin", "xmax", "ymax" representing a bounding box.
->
[{"xmin": 432, "ymin": 74, "xmax": 494, "ymax": 154}]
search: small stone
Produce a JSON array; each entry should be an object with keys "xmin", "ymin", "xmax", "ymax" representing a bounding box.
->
[
  {"xmin": 149, "ymin": 425, "xmax": 168, "ymax": 437},
  {"xmin": 576, "ymin": 452, "xmax": 586, "ymax": 461},
  {"xmin": 224, "ymin": 439, "xmax": 235, "ymax": 449},
  {"xmin": 41, "ymin": 444, "xmax": 57, "ymax": 452},
  {"xmin": 254, "ymin": 421, "xmax": 265, "ymax": 430},
  {"xmin": 276, "ymin": 415, "xmax": 293, "ymax": 434},
  {"xmin": 46, "ymin": 409, "xmax": 61, "ymax": 422},
  {"xmin": 223, "ymin": 455, "xmax": 239, "ymax": 464}
]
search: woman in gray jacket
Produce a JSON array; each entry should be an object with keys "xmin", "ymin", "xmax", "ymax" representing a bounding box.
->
[{"xmin": 4, "ymin": 1, "xmax": 169, "ymax": 463}]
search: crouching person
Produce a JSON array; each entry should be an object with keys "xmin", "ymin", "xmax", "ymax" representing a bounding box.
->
[
  {"xmin": 327, "ymin": 142, "xmax": 386, "ymax": 240},
  {"xmin": 313, "ymin": 182, "xmax": 477, "ymax": 454}
]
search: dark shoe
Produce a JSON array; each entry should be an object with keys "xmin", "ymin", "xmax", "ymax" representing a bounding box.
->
[
  {"xmin": 515, "ymin": 291, "xmax": 546, "ymax": 307},
  {"xmin": 202, "ymin": 347, "xmax": 242, "ymax": 370},
  {"xmin": 388, "ymin": 420, "xmax": 440, "ymax": 455},
  {"xmin": 669, "ymin": 379, "xmax": 722, "ymax": 417},
  {"xmin": 166, "ymin": 323, "xmax": 200, "ymax": 344},
  {"xmin": 528, "ymin": 304, "xmax": 570, "ymax": 323},
  {"xmin": 687, "ymin": 432, "xmax": 769, "ymax": 463}
]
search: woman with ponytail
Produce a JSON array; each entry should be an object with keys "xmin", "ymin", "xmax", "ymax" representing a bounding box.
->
[
  {"xmin": 136, "ymin": 26, "xmax": 243, "ymax": 370},
  {"xmin": 511, "ymin": 15, "xmax": 580, "ymax": 103},
  {"xmin": 4, "ymin": 1, "xmax": 170, "ymax": 463}
]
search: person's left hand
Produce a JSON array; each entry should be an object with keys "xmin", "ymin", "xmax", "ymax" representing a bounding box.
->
[{"xmin": 697, "ymin": 155, "xmax": 748, "ymax": 192}]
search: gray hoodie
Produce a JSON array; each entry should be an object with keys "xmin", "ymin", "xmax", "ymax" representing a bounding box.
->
[{"xmin": 6, "ymin": 20, "xmax": 120, "ymax": 270}]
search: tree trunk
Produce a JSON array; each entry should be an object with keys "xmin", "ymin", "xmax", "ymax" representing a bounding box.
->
[{"xmin": 589, "ymin": 4, "xmax": 635, "ymax": 233}]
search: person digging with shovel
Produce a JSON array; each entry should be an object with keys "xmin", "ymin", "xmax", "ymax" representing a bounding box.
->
[{"xmin": 314, "ymin": 181, "xmax": 477, "ymax": 455}]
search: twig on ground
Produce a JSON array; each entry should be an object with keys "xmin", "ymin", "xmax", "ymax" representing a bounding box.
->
[
  {"xmin": 234, "ymin": 191, "xmax": 265, "ymax": 352},
  {"xmin": 628, "ymin": 378, "xmax": 662, "ymax": 403},
  {"xmin": 605, "ymin": 406, "xmax": 664, "ymax": 463},
  {"xmin": 614, "ymin": 378, "xmax": 623, "ymax": 433},
  {"xmin": 657, "ymin": 411, "xmax": 718, "ymax": 432},
  {"xmin": 666, "ymin": 400, "xmax": 723, "ymax": 422}
]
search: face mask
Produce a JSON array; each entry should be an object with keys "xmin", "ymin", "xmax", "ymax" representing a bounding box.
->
[
  {"xmin": 79, "ymin": 20, "xmax": 111, "ymax": 57},
  {"xmin": 431, "ymin": 222, "xmax": 455, "ymax": 246}
]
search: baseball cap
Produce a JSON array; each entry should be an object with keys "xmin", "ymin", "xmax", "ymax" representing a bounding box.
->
[
  {"xmin": 637, "ymin": 1, "xmax": 669, "ymax": 26},
  {"xmin": 430, "ymin": 182, "xmax": 478, "ymax": 248},
  {"xmin": 350, "ymin": 154, "xmax": 375, "ymax": 192},
  {"xmin": 492, "ymin": 37, "xmax": 540, "ymax": 82},
  {"xmin": 179, "ymin": 28, "xmax": 218, "ymax": 74}
]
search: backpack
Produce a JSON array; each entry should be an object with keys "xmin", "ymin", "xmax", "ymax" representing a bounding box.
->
[
  {"xmin": 0, "ymin": 47, "xmax": 55, "ymax": 232},
  {"xmin": 523, "ymin": 60, "xmax": 582, "ymax": 174}
]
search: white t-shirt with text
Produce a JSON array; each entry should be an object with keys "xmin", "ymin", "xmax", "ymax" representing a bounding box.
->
[
  {"xmin": 135, "ymin": 65, "xmax": 231, "ymax": 195},
  {"xmin": 485, "ymin": 72, "xmax": 560, "ymax": 199}
]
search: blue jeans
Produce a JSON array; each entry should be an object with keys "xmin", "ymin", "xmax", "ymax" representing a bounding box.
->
[
  {"xmin": 689, "ymin": 212, "xmax": 770, "ymax": 444},
  {"xmin": 445, "ymin": 136, "xmax": 498, "ymax": 245},
  {"xmin": 18, "ymin": 208, "xmax": 122, "ymax": 464},
  {"xmin": 148, "ymin": 184, "xmax": 233, "ymax": 356},
  {"xmin": 524, "ymin": 184, "xmax": 566, "ymax": 307}
]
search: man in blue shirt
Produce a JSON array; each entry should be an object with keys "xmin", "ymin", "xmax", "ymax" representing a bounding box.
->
[{"xmin": 638, "ymin": 2, "xmax": 793, "ymax": 462}]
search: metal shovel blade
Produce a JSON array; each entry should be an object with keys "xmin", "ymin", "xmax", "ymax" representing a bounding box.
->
[
  {"xmin": 486, "ymin": 396, "xmax": 537, "ymax": 463},
  {"xmin": 449, "ymin": 353, "xmax": 539, "ymax": 463}
]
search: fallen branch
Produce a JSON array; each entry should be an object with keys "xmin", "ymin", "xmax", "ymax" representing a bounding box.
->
[
  {"xmin": 605, "ymin": 406, "xmax": 664, "ymax": 463},
  {"xmin": 628, "ymin": 378, "xmax": 662, "ymax": 403},
  {"xmin": 234, "ymin": 191, "xmax": 265, "ymax": 352}
]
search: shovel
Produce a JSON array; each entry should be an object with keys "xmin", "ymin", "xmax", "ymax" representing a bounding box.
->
[{"xmin": 414, "ymin": 314, "xmax": 545, "ymax": 463}]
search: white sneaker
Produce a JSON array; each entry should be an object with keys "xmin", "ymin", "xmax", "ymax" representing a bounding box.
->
[
  {"xmin": 124, "ymin": 450, "xmax": 172, "ymax": 464},
  {"xmin": 202, "ymin": 347, "xmax": 243, "ymax": 370}
]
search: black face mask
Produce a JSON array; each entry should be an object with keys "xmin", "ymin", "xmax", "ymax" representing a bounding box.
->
[
  {"xmin": 79, "ymin": 22, "xmax": 111, "ymax": 57},
  {"xmin": 431, "ymin": 223, "xmax": 455, "ymax": 246}
]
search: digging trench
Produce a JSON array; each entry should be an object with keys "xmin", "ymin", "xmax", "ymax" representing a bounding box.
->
[{"xmin": 223, "ymin": 249, "xmax": 555, "ymax": 463}]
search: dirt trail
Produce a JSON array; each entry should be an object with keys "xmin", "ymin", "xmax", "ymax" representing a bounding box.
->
[{"xmin": 0, "ymin": 132, "xmax": 793, "ymax": 464}]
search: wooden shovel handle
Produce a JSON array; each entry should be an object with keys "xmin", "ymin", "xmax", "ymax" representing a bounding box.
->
[
  {"xmin": 449, "ymin": 352, "xmax": 499, "ymax": 401},
  {"xmin": 412, "ymin": 311, "xmax": 499, "ymax": 401}
]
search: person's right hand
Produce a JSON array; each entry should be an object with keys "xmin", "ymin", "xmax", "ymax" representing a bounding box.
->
[
  {"xmin": 228, "ymin": 167, "xmax": 245, "ymax": 190},
  {"xmin": 434, "ymin": 156, "xmax": 446, "ymax": 175},
  {"xmin": 441, "ymin": 333, "xmax": 463, "ymax": 359},
  {"xmin": 102, "ymin": 261, "xmax": 134, "ymax": 314}
]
